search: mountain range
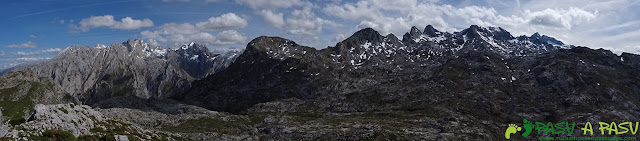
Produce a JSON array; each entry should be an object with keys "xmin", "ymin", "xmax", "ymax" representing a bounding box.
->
[{"xmin": 1, "ymin": 25, "xmax": 639, "ymax": 140}]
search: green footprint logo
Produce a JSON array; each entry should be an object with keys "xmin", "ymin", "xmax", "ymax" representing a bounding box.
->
[
  {"xmin": 505, "ymin": 124, "xmax": 522, "ymax": 139},
  {"xmin": 522, "ymin": 119, "xmax": 534, "ymax": 137}
]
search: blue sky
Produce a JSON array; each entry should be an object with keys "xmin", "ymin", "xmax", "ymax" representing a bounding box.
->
[{"xmin": 1, "ymin": 0, "xmax": 640, "ymax": 69}]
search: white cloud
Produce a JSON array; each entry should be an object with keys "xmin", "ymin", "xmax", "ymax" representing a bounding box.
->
[
  {"xmin": 523, "ymin": 8, "xmax": 597, "ymax": 29},
  {"xmin": 333, "ymin": 33, "xmax": 347, "ymax": 42},
  {"xmin": 323, "ymin": 0, "xmax": 599, "ymax": 43},
  {"xmin": 147, "ymin": 39, "xmax": 161, "ymax": 47},
  {"xmin": 6, "ymin": 41, "xmax": 38, "ymax": 48},
  {"xmin": 29, "ymin": 34, "xmax": 37, "ymax": 38},
  {"xmin": 16, "ymin": 48, "xmax": 63, "ymax": 56},
  {"xmin": 76, "ymin": 15, "xmax": 154, "ymax": 32},
  {"xmin": 215, "ymin": 30, "xmax": 249, "ymax": 44},
  {"xmin": 141, "ymin": 13, "xmax": 248, "ymax": 47},
  {"xmin": 260, "ymin": 10, "xmax": 285, "ymax": 28},
  {"xmin": 195, "ymin": 13, "xmax": 248, "ymax": 31},
  {"xmin": 0, "ymin": 50, "xmax": 5, "ymax": 56},
  {"xmin": 323, "ymin": 1, "xmax": 383, "ymax": 21},
  {"xmin": 285, "ymin": 7, "xmax": 337, "ymax": 35},
  {"xmin": 235, "ymin": 0, "xmax": 310, "ymax": 9},
  {"xmin": 250, "ymin": 2, "xmax": 338, "ymax": 36},
  {"xmin": 16, "ymin": 57, "xmax": 50, "ymax": 62}
]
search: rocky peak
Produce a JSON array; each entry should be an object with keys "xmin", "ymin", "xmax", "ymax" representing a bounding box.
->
[
  {"xmin": 244, "ymin": 36, "xmax": 312, "ymax": 61},
  {"xmin": 531, "ymin": 32, "xmax": 541, "ymax": 39},
  {"xmin": 460, "ymin": 25, "xmax": 513, "ymax": 41},
  {"xmin": 385, "ymin": 33, "xmax": 402, "ymax": 44},
  {"xmin": 122, "ymin": 39, "xmax": 147, "ymax": 52},
  {"xmin": 459, "ymin": 25, "xmax": 482, "ymax": 40},
  {"xmin": 247, "ymin": 36, "xmax": 294, "ymax": 52},
  {"xmin": 345, "ymin": 28, "xmax": 384, "ymax": 44},
  {"xmin": 486, "ymin": 27, "xmax": 514, "ymax": 40},
  {"xmin": 179, "ymin": 42, "xmax": 197, "ymax": 50},
  {"xmin": 423, "ymin": 25, "xmax": 440, "ymax": 37},
  {"xmin": 540, "ymin": 35, "xmax": 564, "ymax": 46},
  {"xmin": 527, "ymin": 32, "xmax": 565, "ymax": 46},
  {"xmin": 176, "ymin": 42, "xmax": 210, "ymax": 54},
  {"xmin": 402, "ymin": 26, "xmax": 423, "ymax": 44},
  {"xmin": 409, "ymin": 26, "xmax": 422, "ymax": 36}
]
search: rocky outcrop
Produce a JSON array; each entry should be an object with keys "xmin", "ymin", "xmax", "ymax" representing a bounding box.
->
[
  {"xmin": 2, "ymin": 104, "xmax": 185, "ymax": 140},
  {"xmin": 0, "ymin": 110, "xmax": 9, "ymax": 137},
  {"xmin": 0, "ymin": 69, "xmax": 67, "ymax": 126},
  {"xmin": 23, "ymin": 104, "xmax": 105, "ymax": 136},
  {"xmin": 3, "ymin": 40, "xmax": 238, "ymax": 105}
]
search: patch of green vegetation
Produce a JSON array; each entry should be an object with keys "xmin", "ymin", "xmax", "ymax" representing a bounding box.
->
[
  {"xmin": 93, "ymin": 120, "xmax": 130, "ymax": 135},
  {"xmin": 162, "ymin": 117, "xmax": 251, "ymax": 134},
  {"xmin": 80, "ymin": 134, "xmax": 144, "ymax": 141},
  {"xmin": 168, "ymin": 135, "xmax": 194, "ymax": 141},
  {"xmin": 58, "ymin": 107, "xmax": 69, "ymax": 114},
  {"xmin": 27, "ymin": 136, "xmax": 52, "ymax": 141},
  {"xmin": 77, "ymin": 135, "xmax": 101, "ymax": 141},
  {"xmin": 0, "ymin": 73, "xmax": 60, "ymax": 125},
  {"xmin": 0, "ymin": 85, "xmax": 35, "ymax": 125},
  {"xmin": 39, "ymin": 129, "xmax": 76, "ymax": 141},
  {"xmin": 8, "ymin": 118, "xmax": 26, "ymax": 126},
  {"xmin": 12, "ymin": 125, "xmax": 25, "ymax": 131},
  {"xmin": 127, "ymin": 135, "xmax": 141, "ymax": 141},
  {"xmin": 112, "ymin": 84, "xmax": 132, "ymax": 97},
  {"xmin": 90, "ymin": 127, "xmax": 106, "ymax": 133},
  {"xmin": 88, "ymin": 119, "xmax": 155, "ymax": 141}
]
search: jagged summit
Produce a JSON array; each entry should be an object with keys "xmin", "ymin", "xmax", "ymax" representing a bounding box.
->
[
  {"xmin": 402, "ymin": 25, "xmax": 571, "ymax": 57},
  {"xmin": 344, "ymin": 27, "xmax": 385, "ymax": 44},
  {"xmin": 180, "ymin": 42, "xmax": 196, "ymax": 50},
  {"xmin": 385, "ymin": 33, "xmax": 401, "ymax": 43},
  {"xmin": 244, "ymin": 25, "xmax": 571, "ymax": 63},
  {"xmin": 459, "ymin": 25, "xmax": 514, "ymax": 41},
  {"xmin": 531, "ymin": 32, "xmax": 565, "ymax": 46},
  {"xmin": 409, "ymin": 26, "xmax": 422, "ymax": 36},
  {"xmin": 402, "ymin": 26, "xmax": 423, "ymax": 44},
  {"xmin": 531, "ymin": 32, "xmax": 541, "ymax": 38},
  {"xmin": 423, "ymin": 25, "xmax": 440, "ymax": 37}
]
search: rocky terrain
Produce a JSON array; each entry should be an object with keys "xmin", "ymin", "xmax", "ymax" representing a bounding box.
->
[
  {"xmin": 178, "ymin": 25, "xmax": 640, "ymax": 140},
  {"xmin": 1, "ymin": 103, "xmax": 190, "ymax": 140},
  {"xmin": 0, "ymin": 25, "xmax": 639, "ymax": 140}
]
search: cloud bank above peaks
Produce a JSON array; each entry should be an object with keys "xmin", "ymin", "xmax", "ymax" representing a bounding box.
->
[
  {"xmin": 74, "ymin": 15, "xmax": 154, "ymax": 32},
  {"xmin": 323, "ymin": 0, "xmax": 597, "ymax": 37},
  {"xmin": 140, "ymin": 13, "xmax": 248, "ymax": 48}
]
